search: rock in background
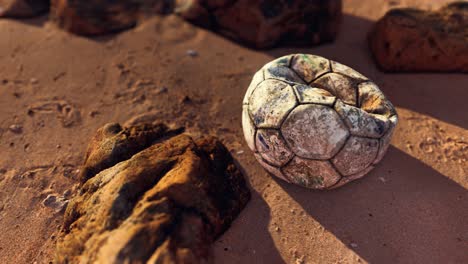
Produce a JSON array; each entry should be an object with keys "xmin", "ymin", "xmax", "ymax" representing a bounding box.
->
[
  {"xmin": 0, "ymin": 0, "xmax": 49, "ymax": 17},
  {"xmin": 368, "ymin": 1, "xmax": 468, "ymax": 72},
  {"xmin": 55, "ymin": 122, "xmax": 250, "ymax": 263},
  {"xmin": 175, "ymin": 0, "xmax": 342, "ymax": 48},
  {"xmin": 50, "ymin": 0, "xmax": 174, "ymax": 35}
]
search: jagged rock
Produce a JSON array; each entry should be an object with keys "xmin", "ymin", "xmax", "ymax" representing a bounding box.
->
[
  {"xmin": 55, "ymin": 122, "xmax": 250, "ymax": 263},
  {"xmin": 0, "ymin": 0, "xmax": 49, "ymax": 17},
  {"xmin": 50, "ymin": 0, "xmax": 174, "ymax": 35},
  {"xmin": 79, "ymin": 122, "xmax": 184, "ymax": 183},
  {"xmin": 369, "ymin": 2, "xmax": 468, "ymax": 72},
  {"xmin": 175, "ymin": 0, "xmax": 342, "ymax": 48}
]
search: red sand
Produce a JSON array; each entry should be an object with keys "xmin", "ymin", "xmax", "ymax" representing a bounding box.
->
[{"xmin": 0, "ymin": 0, "xmax": 466, "ymax": 263}]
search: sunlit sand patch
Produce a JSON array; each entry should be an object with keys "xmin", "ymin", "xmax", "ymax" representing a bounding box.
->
[
  {"xmin": 262, "ymin": 182, "xmax": 365, "ymax": 264},
  {"xmin": 392, "ymin": 107, "xmax": 467, "ymax": 189}
]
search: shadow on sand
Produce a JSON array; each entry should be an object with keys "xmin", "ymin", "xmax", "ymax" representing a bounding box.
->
[
  {"xmin": 213, "ymin": 164, "xmax": 284, "ymax": 263},
  {"xmin": 275, "ymin": 146, "xmax": 467, "ymax": 263}
]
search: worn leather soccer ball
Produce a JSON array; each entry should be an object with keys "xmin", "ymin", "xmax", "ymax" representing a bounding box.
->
[{"xmin": 242, "ymin": 54, "xmax": 398, "ymax": 189}]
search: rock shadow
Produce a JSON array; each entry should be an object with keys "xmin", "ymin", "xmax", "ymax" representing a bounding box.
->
[{"xmin": 213, "ymin": 164, "xmax": 285, "ymax": 263}]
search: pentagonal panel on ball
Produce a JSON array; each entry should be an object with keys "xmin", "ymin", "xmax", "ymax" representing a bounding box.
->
[
  {"xmin": 282, "ymin": 157, "xmax": 341, "ymax": 189},
  {"xmin": 248, "ymin": 79, "xmax": 297, "ymax": 128},
  {"xmin": 256, "ymin": 129, "xmax": 294, "ymax": 167},
  {"xmin": 281, "ymin": 104, "xmax": 349, "ymax": 160},
  {"xmin": 291, "ymin": 54, "xmax": 330, "ymax": 83},
  {"xmin": 242, "ymin": 105, "xmax": 257, "ymax": 152},
  {"xmin": 332, "ymin": 136, "xmax": 379, "ymax": 176}
]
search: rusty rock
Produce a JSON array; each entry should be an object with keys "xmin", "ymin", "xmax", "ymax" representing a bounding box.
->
[
  {"xmin": 0, "ymin": 0, "xmax": 49, "ymax": 18},
  {"xmin": 175, "ymin": 0, "xmax": 342, "ymax": 48},
  {"xmin": 369, "ymin": 2, "xmax": 468, "ymax": 72},
  {"xmin": 50, "ymin": 0, "xmax": 174, "ymax": 35},
  {"xmin": 56, "ymin": 123, "xmax": 250, "ymax": 263}
]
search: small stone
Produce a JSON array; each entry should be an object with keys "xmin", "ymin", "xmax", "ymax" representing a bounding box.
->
[
  {"xmin": 186, "ymin": 49, "xmax": 198, "ymax": 57},
  {"xmin": 156, "ymin": 87, "xmax": 168, "ymax": 94},
  {"xmin": 63, "ymin": 189, "xmax": 72, "ymax": 198},
  {"xmin": 236, "ymin": 150, "xmax": 244, "ymax": 155},
  {"xmin": 9, "ymin": 124, "xmax": 22, "ymax": 134},
  {"xmin": 181, "ymin": 95, "xmax": 192, "ymax": 104},
  {"xmin": 89, "ymin": 110, "xmax": 100, "ymax": 117},
  {"xmin": 42, "ymin": 195, "xmax": 57, "ymax": 207},
  {"xmin": 30, "ymin": 78, "xmax": 38, "ymax": 84},
  {"xmin": 42, "ymin": 194, "xmax": 68, "ymax": 212},
  {"xmin": 350, "ymin": 242, "xmax": 358, "ymax": 248}
]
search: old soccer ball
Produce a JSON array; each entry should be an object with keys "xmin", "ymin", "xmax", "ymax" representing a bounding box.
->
[{"xmin": 242, "ymin": 54, "xmax": 398, "ymax": 189}]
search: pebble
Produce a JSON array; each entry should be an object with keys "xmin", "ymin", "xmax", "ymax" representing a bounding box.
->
[
  {"xmin": 186, "ymin": 49, "xmax": 198, "ymax": 57},
  {"xmin": 42, "ymin": 195, "xmax": 57, "ymax": 207},
  {"xmin": 9, "ymin": 124, "xmax": 23, "ymax": 134},
  {"xmin": 157, "ymin": 87, "xmax": 168, "ymax": 94},
  {"xmin": 350, "ymin": 242, "xmax": 358, "ymax": 248},
  {"xmin": 236, "ymin": 150, "xmax": 244, "ymax": 155},
  {"xmin": 30, "ymin": 78, "xmax": 39, "ymax": 84},
  {"xmin": 63, "ymin": 189, "xmax": 72, "ymax": 198},
  {"xmin": 42, "ymin": 194, "xmax": 68, "ymax": 212}
]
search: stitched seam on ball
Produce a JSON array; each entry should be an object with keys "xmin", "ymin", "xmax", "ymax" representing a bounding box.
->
[
  {"xmin": 329, "ymin": 132, "xmax": 352, "ymax": 161},
  {"xmin": 278, "ymin": 155, "xmax": 296, "ymax": 183},
  {"xmin": 256, "ymin": 128, "xmax": 293, "ymax": 167},
  {"xmin": 244, "ymin": 69, "xmax": 266, "ymax": 106},
  {"xmin": 327, "ymin": 159, "xmax": 344, "ymax": 178},
  {"xmin": 259, "ymin": 153, "xmax": 294, "ymax": 183},
  {"xmin": 307, "ymin": 58, "xmax": 332, "ymax": 84}
]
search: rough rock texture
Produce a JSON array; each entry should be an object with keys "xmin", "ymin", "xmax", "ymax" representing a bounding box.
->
[
  {"xmin": 175, "ymin": 0, "xmax": 342, "ymax": 48},
  {"xmin": 0, "ymin": 0, "xmax": 49, "ymax": 17},
  {"xmin": 50, "ymin": 0, "xmax": 174, "ymax": 35},
  {"xmin": 242, "ymin": 54, "xmax": 398, "ymax": 189},
  {"xmin": 56, "ymin": 123, "xmax": 250, "ymax": 263},
  {"xmin": 369, "ymin": 2, "xmax": 468, "ymax": 72},
  {"xmin": 80, "ymin": 122, "xmax": 184, "ymax": 183}
]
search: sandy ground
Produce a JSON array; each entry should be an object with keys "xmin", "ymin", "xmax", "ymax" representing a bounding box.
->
[{"xmin": 0, "ymin": 0, "xmax": 466, "ymax": 263}]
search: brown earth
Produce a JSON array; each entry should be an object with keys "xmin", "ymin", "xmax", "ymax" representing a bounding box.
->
[{"xmin": 0, "ymin": 0, "xmax": 466, "ymax": 263}]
